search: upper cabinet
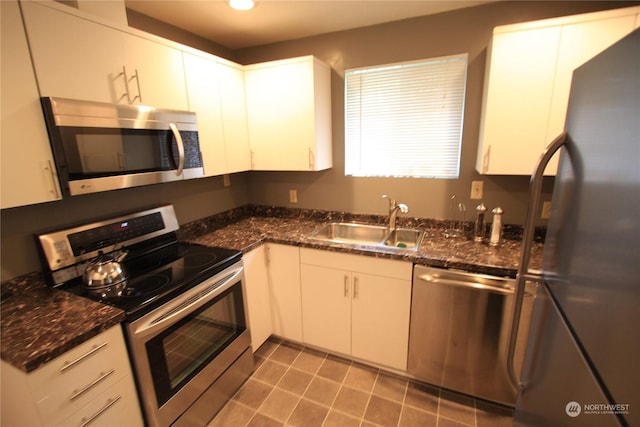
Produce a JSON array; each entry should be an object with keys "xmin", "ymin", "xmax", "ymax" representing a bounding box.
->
[
  {"xmin": 245, "ymin": 56, "xmax": 333, "ymax": 171},
  {"xmin": 20, "ymin": 0, "xmax": 188, "ymax": 111},
  {"xmin": 1, "ymin": 0, "xmax": 61, "ymax": 209},
  {"xmin": 183, "ymin": 52, "xmax": 251, "ymax": 176},
  {"xmin": 477, "ymin": 6, "xmax": 640, "ymax": 175}
]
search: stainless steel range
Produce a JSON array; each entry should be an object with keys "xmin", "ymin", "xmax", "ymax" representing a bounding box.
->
[{"xmin": 37, "ymin": 205, "xmax": 253, "ymax": 427}]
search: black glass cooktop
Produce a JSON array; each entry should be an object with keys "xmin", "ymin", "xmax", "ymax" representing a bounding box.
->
[{"xmin": 61, "ymin": 242, "xmax": 241, "ymax": 321}]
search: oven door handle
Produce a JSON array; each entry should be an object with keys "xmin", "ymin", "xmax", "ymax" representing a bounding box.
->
[{"xmin": 133, "ymin": 265, "xmax": 242, "ymax": 339}]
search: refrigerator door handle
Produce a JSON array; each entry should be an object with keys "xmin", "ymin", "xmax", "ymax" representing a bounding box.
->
[{"xmin": 507, "ymin": 132, "xmax": 569, "ymax": 392}]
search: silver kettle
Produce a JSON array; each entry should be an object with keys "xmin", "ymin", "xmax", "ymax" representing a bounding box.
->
[{"xmin": 83, "ymin": 250, "xmax": 128, "ymax": 297}]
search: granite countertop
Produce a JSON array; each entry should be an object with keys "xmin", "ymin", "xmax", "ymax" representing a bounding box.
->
[
  {"xmin": 1, "ymin": 205, "xmax": 544, "ymax": 373},
  {"xmin": 180, "ymin": 207, "xmax": 544, "ymax": 278},
  {"xmin": 1, "ymin": 272, "xmax": 124, "ymax": 373}
]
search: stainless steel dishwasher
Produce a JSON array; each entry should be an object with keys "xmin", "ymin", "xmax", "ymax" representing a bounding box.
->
[{"xmin": 408, "ymin": 265, "xmax": 536, "ymax": 406}]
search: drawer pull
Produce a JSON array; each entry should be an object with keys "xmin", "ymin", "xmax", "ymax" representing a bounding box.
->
[
  {"xmin": 79, "ymin": 395, "xmax": 121, "ymax": 427},
  {"xmin": 70, "ymin": 369, "xmax": 115, "ymax": 401},
  {"xmin": 60, "ymin": 342, "xmax": 108, "ymax": 372}
]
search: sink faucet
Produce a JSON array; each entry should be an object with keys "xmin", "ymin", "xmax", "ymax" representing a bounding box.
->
[{"xmin": 382, "ymin": 195, "xmax": 409, "ymax": 231}]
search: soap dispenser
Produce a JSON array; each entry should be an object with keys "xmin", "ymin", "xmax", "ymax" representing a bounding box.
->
[{"xmin": 489, "ymin": 207, "xmax": 503, "ymax": 246}]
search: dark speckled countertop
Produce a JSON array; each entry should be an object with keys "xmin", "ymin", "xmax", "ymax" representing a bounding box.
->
[
  {"xmin": 1, "ymin": 205, "xmax": 544, "ymax": 373},
  {"xmin": 179, "ymin": 205, "xmax": 544, "ymax": 278},
  {"xmin": 1, "ymin": 272, "xmax": 124, "ymax": 373}
]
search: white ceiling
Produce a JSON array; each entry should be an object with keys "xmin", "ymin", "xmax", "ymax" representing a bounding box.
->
[{"xmin": 125, "ymin": 1, "xmax": 495, "ymax": 50}]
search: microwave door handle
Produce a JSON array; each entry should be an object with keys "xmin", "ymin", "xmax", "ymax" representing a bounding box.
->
[{"xmin": 169, "ymin": 123, "xmax": 185, "ymax": 176}]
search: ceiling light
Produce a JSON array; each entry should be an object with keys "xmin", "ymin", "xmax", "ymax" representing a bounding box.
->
[{"xmin": 228, "ymin": 0, "xmax": 255, "ymax": 11}]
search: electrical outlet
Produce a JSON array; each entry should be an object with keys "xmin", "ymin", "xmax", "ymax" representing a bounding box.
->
[
  {"xmin": 289, "ymin": 189, "xmax": 298, "ymax": 203},
  {"xmin": 541, "ymin": 201, "xmax": 552, "ymax": 219},
  {"xmin": 223, "ymin": 174, "xmax": 230, "ymax": 187},
  {"xmin": 470, "ymin": 180, "xmax": 483, "ymax": 200}
]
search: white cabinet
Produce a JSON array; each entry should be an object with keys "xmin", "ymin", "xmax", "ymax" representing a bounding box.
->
[
  {"xmin": 477, "ymin": 6, "xmax": 640, "ymax": 175},
  {"xmin": 244, "ymin": 56, "xmax": 333, "ymax": 171},
  {"xmin": 243, "ymin": 245, "xmax": 273, "ymax": 350},
  {"xmin": 183, "ymin": 52, "xmax": 251, "ymax": 176},
  {"xmin": 300, "ymin": 249, "xmax": 412, "ymax": 370},
  {"xmin": 1, "ymin": 325, "xmax": 143, "ymax": 427},
  {"xmin": 266, "ymin": 244, "xmax": 303, "ymax": 342},
  {"xmin": 1, "ymin": 0, "xmax": 62, "ymax": 208},
  {"xmin": 21, "ymin": 0, "xmax": 187, "ymax": 110}
]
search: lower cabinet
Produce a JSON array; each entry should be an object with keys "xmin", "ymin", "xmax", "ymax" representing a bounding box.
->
[
  {"xmin": 300, "ymin": 248, "xmax": 413, "ymax": 370},
  {"xmin": 0, "ymin": 325, "xmax": 143, "ymax": 427},
  {"xmin": 243, "ymin": 243, "xmax": 303, "ymax": 349}
]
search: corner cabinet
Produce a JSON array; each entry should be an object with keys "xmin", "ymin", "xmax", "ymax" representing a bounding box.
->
[
  {"xmin": 477, "ymin": 6, "xmax": 640, "ymax": 175},
  {"xmin": 0, "ymin": 325, "xmax": 143, "ymax": 427},
  {"xmin": 183, "ymin": 52, "xmax": 251, "ymax": 176},
  {"xmin": 244, "ymin": 56, "xmax": 333, "ymax": 171},
  {"xmin": 300, "ymin": 249, "xmax": 412, "ymax": 370},
  {"xmin": 1, "ymin": 0, "xmax": 61, "ymax": 208},
  {"xmin": 20, "ymin": 0, "xmax": 188, "ymax": 110}
]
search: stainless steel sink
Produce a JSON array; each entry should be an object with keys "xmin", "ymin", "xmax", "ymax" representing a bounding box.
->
[
  {"xmin": 383, "ymin": 228, "xmax": 423, "ymax": 249},
  {"xmin": 309, "ymin": 222, "xmax": 424, "ymax": 251}
]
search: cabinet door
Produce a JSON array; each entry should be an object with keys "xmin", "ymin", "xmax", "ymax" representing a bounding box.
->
[
  {"xmin": 546, "ymin": 14, "xmax": 638, "ymax": 145},
  {"xmin": 217, "ymin": 62, "xmax": 252, "ymax": 173},
  {"xmin": 300, "ymin": 264, "xmax": 351, "ymax": 355},
  {"xmin": 351, "ymin": 273, "xmax": 412, "ymax": 370},
  {"xmin": 266, "ymin": 244, "xmax": 302, "ymax": 342},
  {"xmin": 183, "ymin": 52, "xmax": 226, "ymax": 177},
  {"xmin": 244, "ymin": 65, "xmax": 285, "ymax": 170},
  {"xmin": 243, "ymin": 245, "xmax": 272, "ymax": 351},
  {"xmin": 1, "ymin": 0, "xmax": 61, "ymax": 208},
  {"xmin": 122, "ymin": 33, "xmax": 188, "ymax": 111},
  {"xmin": 477, "ymin": 25, "xmax": 561, "ymax": 175},
  {"xmin": 20, "ymin": 1, "xmax": 127, "ymax": 103}
]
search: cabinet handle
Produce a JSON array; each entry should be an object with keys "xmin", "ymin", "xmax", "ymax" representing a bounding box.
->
[
  {"xmin": 130, "ymin": 68, "xmax": 142, "ymax": 103},
  {"xmin": 60, "ymin": 342, "xmax": 108, "ymax": 373},
  {"xmin": 344, "ymin": 275, "xmax": 349, "ymax": 297},
  {"xmin": 308, "ymin": 148, "xmax": 314, "ymax": 170},
  {"xmin": 45, "ymin": 160, "xmax": 60, "ymax": 199},
  {"xmin": 250, "ymin": 150, "xmax": 255, "ymax": 169},
  {"xmin": 353, "ymin": 277, "xmax": 359, "ymax": 300},
  {"xmin": 79, "ymin": 395, "xmax": 121, "ymax": 427},
  {"xmin": 482, "ymin": 145, "xmax": 491, "ymax": 174},
  {"xmin": 70, "ymin": 369, "xmax": 115, "ymax": 401}
]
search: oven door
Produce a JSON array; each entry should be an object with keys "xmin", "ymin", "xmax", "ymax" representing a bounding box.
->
[{"xmin": 126, "ymin": 261, "xmax": 251, "ymax": 427}]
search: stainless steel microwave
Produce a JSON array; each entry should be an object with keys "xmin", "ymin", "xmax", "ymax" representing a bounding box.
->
[{"xmin": 41, "ymin": 97, "xmax": 204, "ymax": 196}]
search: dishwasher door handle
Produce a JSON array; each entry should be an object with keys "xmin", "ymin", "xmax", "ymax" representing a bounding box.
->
[{"xmin": 416, "ymin": 274, "xmax": 513, "ymax": 295}]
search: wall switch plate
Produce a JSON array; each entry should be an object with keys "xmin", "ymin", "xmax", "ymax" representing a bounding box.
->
[
  {"xmin": 223, "ymin": 174, "xmax": 230, "ymax": 187},
  {"xmin": 541, "ymin": 201, "xmax": 552, "ymax": 219},
  {"xmin": 470, "ymin": 180, "xmax": 483, "ymax": 200},
  {"xmin": 289, "ymin": 189, "xmax": 298, "ymax": 203}
]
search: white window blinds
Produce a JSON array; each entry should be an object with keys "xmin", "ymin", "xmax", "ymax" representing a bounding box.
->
[{"xmin": 345, "ymin": 54, "xmax": 468, "ymax": 178}]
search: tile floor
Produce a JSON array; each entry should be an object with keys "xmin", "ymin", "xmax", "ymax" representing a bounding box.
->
[{"xmin": 208, "ymin": 339, "xmax": 514, "ymax": 427}]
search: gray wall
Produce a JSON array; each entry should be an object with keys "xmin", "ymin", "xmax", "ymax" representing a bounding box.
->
[
  {"xmin": 2, "ymin": 1, "xmax": 637, "ymax": 281},
  {"xmin": 234, "ymin": 1, "xmax": 637, "ymax": 222},
  {"xmin": 0, "ymin": 174, "xmax": 250, "ymax": 281}
]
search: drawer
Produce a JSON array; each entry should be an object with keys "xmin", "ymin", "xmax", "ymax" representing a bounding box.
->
[
  {"xmin": 56, "ymin": 377, "xmax": 144, "ymax": 427},
  {"xmin": 28, "ymin": 326, "xmax": 133, "ymax": 424}
]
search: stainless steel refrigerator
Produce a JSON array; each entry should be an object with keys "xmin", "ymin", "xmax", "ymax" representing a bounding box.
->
[{"xmin": 513, "ymin": 29, "xmax": 639, "ymax": 426}]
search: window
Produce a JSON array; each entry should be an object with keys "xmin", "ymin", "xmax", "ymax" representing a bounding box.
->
[{"xmin": 345, "ymin": 54, "xmax": 468, "ymax": 179}]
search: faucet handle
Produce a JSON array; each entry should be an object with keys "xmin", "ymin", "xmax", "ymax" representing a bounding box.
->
[{"xmin": 398, "ymin": 203, "xmax": 409, "ymax": 213}]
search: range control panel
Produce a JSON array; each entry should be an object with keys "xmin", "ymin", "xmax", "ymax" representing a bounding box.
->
[{"xmin": 38, "ymin": 205, "xmax": 179, "ymax": 273}]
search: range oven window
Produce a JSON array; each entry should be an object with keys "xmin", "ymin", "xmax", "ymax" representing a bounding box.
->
[
  {"xmin": 146, "ymin": 282, "xmax": 246, "ymax": 406},
  {"xmin": 58, "ymin": 127, "xmax": 201, "ymax": 178}
]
